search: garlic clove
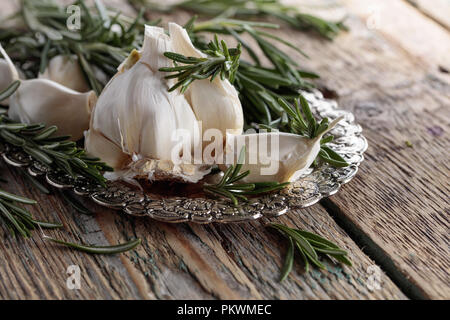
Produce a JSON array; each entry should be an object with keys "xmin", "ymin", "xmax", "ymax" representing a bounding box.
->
[
  {"xmin": 8, "ymin": 78, "xmax": 97, "ymax": 140},
  {"xmin": 169, "ymin": 23, "xmax": 244, "ymax": 137},
  {"xmin": 222, "ymin": 116, "xmax": 344, "ymax": 183},
  {"xmin": 85, "ymin": 25, "xmax": 207, "ymax": 183},
  {"xmin": 39, "ymin": 55, "xmax": 90, "ymax": 92},
  {"xmin": 1, "ymin": 44, "xmax": 96, "ymax": 141},
  {"xmin": 84, "ymin": 127, "xmax": 129, "ymax": 169},
  {"xmin": 0, "ymin": 58, "xmax": 16, "ymax": 106},
  {"xmin": 0, "ymin": 44, "xmax": 20, "ymax": 106},
  {"xmin": 140, "ymin": 25, "xmax": 175, "ymax": 74}
]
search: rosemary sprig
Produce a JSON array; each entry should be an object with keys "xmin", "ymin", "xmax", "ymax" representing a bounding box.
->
[
  {"xmin": 163, "ymin": 16, "xmax": 319, "ymax": 132},
  {"xmin": 160, "ymin": 34, "xmax": 241, "ymax": 92},
  {"xmin": 0, "ymin": 110, "xmax": 112, "ymax": 187},
  {"xmin": 203, "ymin": 147, "xmax": 289, "ymax": 205},
  {"xmin": 278, "ymin": 96, "xmax": 349, "ymax": 167},
  {"xmin": 131, "ymin": 0, "xmax": 346, "ymax": 39},
  {"xmin": 0, "ymin": 0, "xmax": 158, "ymax": 94},
  {"xmin": 0, "ymin": 188, "xmax": 62, "ymax": 238},
  {"xmin": 269, "ymin": 223, "xmax": 352, "ymax": 281}
]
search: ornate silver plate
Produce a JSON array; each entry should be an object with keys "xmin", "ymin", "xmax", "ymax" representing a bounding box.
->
[{"xmin": 1, "ymin": 90, "xmax": 367, "ymax": 223}]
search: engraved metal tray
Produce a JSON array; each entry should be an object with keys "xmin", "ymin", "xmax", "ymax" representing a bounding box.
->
[{"xmin": 2, "ymin": 90, "xmax": 367, "ymax": 223}]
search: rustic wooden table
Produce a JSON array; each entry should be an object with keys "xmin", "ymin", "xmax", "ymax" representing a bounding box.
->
[{"xmin": 0, "ymin": 0, "xmax": 449, "ymax": 300}]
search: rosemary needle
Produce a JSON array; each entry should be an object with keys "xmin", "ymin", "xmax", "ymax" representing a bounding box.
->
[
  {"xmin": 160, "ymin": 35, "xmax": 241, "ymax": 92},
  {"xmin": 270, "ymin": 223, "xmax": 352, "ymax": 281},
  {"xmin": 46, "ymin": 237, "xmax": 142, "ymax": 254},
  {"xmin": 132, "ymin": 0, "xmax": 346, "ymax": 39},
  {"xmin": 203, "ymin": 147, "xmax": 290, "ymax": 205},
  {"xmin": 280, "ymin": 237, "xmax": 294, "ymax": 282}
]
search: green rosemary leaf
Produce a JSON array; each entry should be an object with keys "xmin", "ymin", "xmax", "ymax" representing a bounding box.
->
[
  {"xmin": 31, "ymin": 219, "xmax": 63, "ymax": 229},
  {"xmin": 320, "ymin": 135, "xmax": 333, "ymax": 145},
  {"xmin": 39, "ymin": 39, "xmax": 51, "ymax": 74},
  {"xmin": 299, "ymin": 95, "xmax": 316, "ymax": 133},
  {"xmin": 161, "ymin": 37, "xmax": 241, "ymax": 92},
  {"xmin": 280, "ymin": 237, "xmax": 294, "ymax": 282},
  {"xmin": 240, "ymin": 182, "xmax": 289, "ymax": 195},
  {"xmin": 313, "ymin": 247, "xmax": 348, "ymax": 256},
  {"xmin": 301, "ymin": 245, "xmax": 326, "ymax": 270},
  {"xmin": 0, "ymin": 201, "xmax": 29, "ymax": 237},
  {"xmin": 0, "ymin": 189, "xmax": 36, "ymax": 204},
  {"xmin": 296, "ymin": 242, "xmax": 310, "ymax": 273},
  {"xmin": 46, "ymin": 237, "xmax": 142, "ymax": 254},
  {"xmin": 23, "ymin": 146, "xmax": 53, "ymax": 165},
  {"xmin": 203, "ymin": 148, "xmax": 288, "ymax": 205},
  {"xmin": 22, "ymin": 171, "xmax": 50, "ymax": 194},
  {"xmin": 319, "ymin": 149, "xmax": 348, "ymax": 167},
  {"xmin": 271, "ymin": 223, "xmax": 317, "ymax": 259},
  {"xmin": 0, "ymin": 200, "xmax": 32, "ymax": 217},
  {"xmin": 136, "ymin": 0, "xmax": 345, "ymax": 39},
  {"xmin": 22, "ymin": 0, "xmax": 62, "ymax": 41},
  {"xmin": 0, "ymin": 80, "xmax": 20, "ymax": 101},
  {"xmin": 32, "ymin": 125, "xmax": 58, "ymax": 141},
  {"xmin": 330, "ymin": 253, "xmax": 353, "ymax": 266},
  {"xmin": 294, "ymin": 229, "xmax": 340, "ymax": 249},
  {"xmin": 269, "ymin": 223, "xmax": 351, "ymax": 279},
  {"xmin": 321, "ymin": 145, "xmax": 348, "ymax": 164}
]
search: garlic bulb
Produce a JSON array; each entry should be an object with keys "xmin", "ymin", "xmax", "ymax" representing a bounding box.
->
[
  {"xmin": 0, "ymin": 44, "xmax": 96, "ymax": 140},
  {"xmin": 39, "ymin": 55, "xmax": 90, "ymax": 92},
  {"xmin": 86, "ymin": 25, "xmax": 212, "ymax": 183},
  {"xmin": 222, "ymin": 116, "xmax": 344, "ymax": 183},
  {"xmin": 169, "ymin": 23, "xmax": 244, "ymax": 137}
]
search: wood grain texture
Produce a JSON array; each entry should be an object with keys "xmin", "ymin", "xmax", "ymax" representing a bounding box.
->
[
  {"xmin": 0, "ymin": 0, "xmax": 448, "ymax": 300},
  {"xmin": 0, "ymin": 160, "xmax": 406, "ymax": 299},
  {"xmin": 406, "ymin": 0, "xmax": 450, "ymax": 31},
  {"xmin": 256, "ymin": 0, "xmax": 450, "ymax": 299}
]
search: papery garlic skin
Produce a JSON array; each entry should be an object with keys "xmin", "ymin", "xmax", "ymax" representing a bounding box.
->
[
  {"xmin": 85, "ymin": 25, "xmax": 209, "ymax": 183},
  {"xmin": 169, "ymin": 23, "xmax": 244, "ymax": 137},
  {"xmin": 223, "ymin": 116, "xmax": 344, "ymax": 183},
  {"xmin": 0, "ymin": 44, "xmax": 96, "ymax": 141},
  {"xmin": 39, "ymin": 55, "xmax": 90, "ymax": 92}
]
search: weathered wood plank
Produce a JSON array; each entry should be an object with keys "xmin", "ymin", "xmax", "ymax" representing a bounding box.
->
[
  {"xmin": 93, "ymin": 201, "xmax": 407, "ymax": 299},
  {"xmin": 0, "ymin": 0, "xmax": 444, "ymax": 300},
  {"xmin": 0, "ymin": 159, "xmax": 407, "ymax": 299},
  {"xmin": 406, "ymin": 0, "xmax": 450, "ymax": 31},
  {"xmin": 257, "ymin": 0, "xmax": 450, "ymax": 299},
  {"xmin": 0, "ymin": 162, "xmax": 143, "ymax": 299},
  {"xmin": 343, "ymin": 0, "xmax": 450, "ymax": 72}
]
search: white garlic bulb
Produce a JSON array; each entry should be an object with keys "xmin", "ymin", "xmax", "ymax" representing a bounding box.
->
[
  {"xmin": 0, "ymin": 44, "xmax": 96, "ymax": 140},
  {"xmin": 222, "ymin": 116, "xmax": 344, "ymax": 183},
  {"xmin": 39, "ymin": 55, "xmax": 90, "ymax": 92},
  {"xmin": 86, "ymin": 25, "xmax": 216, "ymax": 183}
]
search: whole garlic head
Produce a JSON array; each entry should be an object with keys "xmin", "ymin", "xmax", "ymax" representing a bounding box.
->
[{"xmin": 86, "ymin": 25, "xmax": 221, "ymax": 183}]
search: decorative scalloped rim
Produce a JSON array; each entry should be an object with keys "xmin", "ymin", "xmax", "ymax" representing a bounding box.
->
[{"xmin": 1, "ymin": 90, "xmax": 367, "ymax": 224}]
